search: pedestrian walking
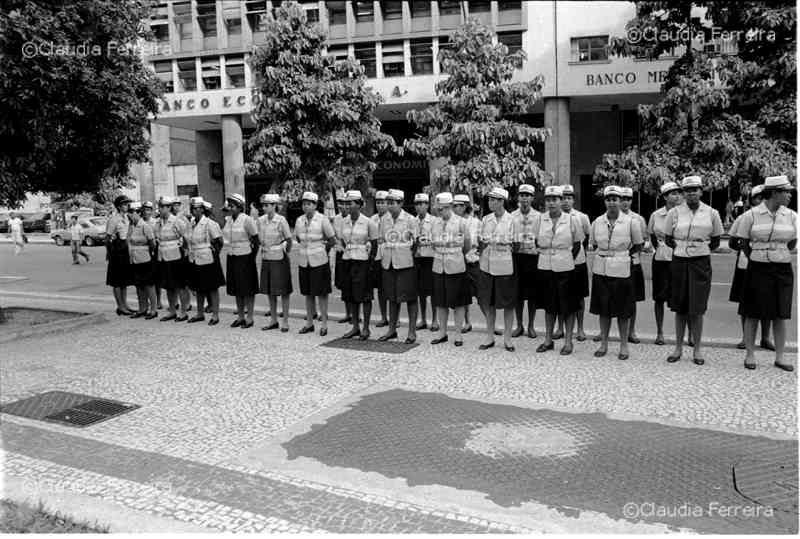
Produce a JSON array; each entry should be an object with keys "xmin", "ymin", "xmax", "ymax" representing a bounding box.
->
[
  {"xmin": 735, "ymin": 175, "xmax": 797, "ymax": 371},
  {"xmin": 187, "ymin": 197, "xmax": 225, "ymax": 325},
  {"xmin": 339, "ymin": 190, "xmax": 379, "ymax": 340},
  {"xmin": 155, "ymin": 196, "xmax": 190, "ymax": 322},
  {"xmin": 589, "ymin": 186, "xmax": 644, "ymax": 360},
  {"xmin": 414, "ymin": 193, "xmax": 438, "ymax": 331},
  {"xmin": 664, "ymin": 175, "xmax": 724, "ymax": 365},
  {"xmin": 127, "ymin": 202, "xmax": 158, "ymax": 319},
  {"xmin": 8, "ymin": 211, "xmax": 25, "ymax": 255},
  {"xmin": 378, "ymin": 189, "xmax": 419, "ymax": 344},
  {"xmin": 477, "ymin": 187, "xmax": 517, "ymax": 352},
  {"xmin": 332, "ymin": 190, "xmax": 353, "ymax": 325},
  {"xmin": 258, "ymin": 193, "xmax": 293, "ymax": 332},
  {"xmin": 295, "ymin": 191, "xmax": 336, "ymax": 336},
  {"xmin": 68, "ymin": 215, "xmax": 90, "ymax": 264},
  {"xmin": 535, "ymin": 185, "xmax": 584, "ymax": 355},
  {"xmin": 619, "ymin": 186, "xmax": 648, "ymax": 343},
  {"xmin": 647, "ymin": 181, "xmax": 682, "ymax": 345},
  {"xmin": 105, "ymin": 195, "xmax": 133, "ymax": 315},
  {"xmin": 223, "ymin": 193, "xmax": 260, "ymax": 328},
  {"xmin": 453, "ymin": 195, "xmax": 481, "ymax": 334},
  {"xmin": 559, "ymin": 184, "xmax": 591, "ymax": 342},
  {"xmin": 511, "ymin": 184, "xmax": 540, "ymax": 340},
  {"xmin": 370, "ymin": 190, "xmax": 390, "ymax": 328}
]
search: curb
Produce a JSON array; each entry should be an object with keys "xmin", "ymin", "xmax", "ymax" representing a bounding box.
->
[{"xmin": 0, "ymin": 310, "xmax": 107, "ymax": 344}]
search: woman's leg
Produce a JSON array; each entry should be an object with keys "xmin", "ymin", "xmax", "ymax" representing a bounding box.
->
[
  {"xmin": 269, "ymin": 296, "xmax": 279, "ymax": 326},
  {"xmin": 166, "ymin": 289, "xmax": 178, "ymax": 315},
  {"xmin": 744, "ymin": 317, "xmax": 758, "ymax": 367},
  {"xmin": 562, "ymin": 312, "xmax": 575, "ymax": 352},
  {"xmin": 303, "ymin": 296, "xmax": 315, "ymax": 328},
  {"xmin": 774, "ymin": 319, "xmax": 790, "ymax": 367},
  {"xmin": 235, "ymin": 296, "xmax": 245, "ymax": 321},
  {"xmin": 454, "ymin": 307, "xmax": 465, "ymax": 343},
  {"xmin": 435, "ymin": 307, "xmax": 449, "ymax": 340},
  {"xmin": 760, "ymin": 318, "xmax": 774, "ymax": 349},
  {"xmin": 737, "ymin": 315, "xmax": 746, "ymax": 348},
  {"xmin": 209, "ymin": 289, "xmax": 220, "ymax": 319},
  {"xmin": 617, "ymin": 317, "xmax": 631, "ymax": 357},
  {"xmin": 527, "ymin": 302, "xmax": 537, "ymax": 337},
  {"xmin": 670, "ymin": 313, "xmax": 686, "ymax": 360},
  {"xmin": 135, "ymin": 286, "xmax": 146, "ymax": 313},
  {"xmin": 575, "ymin": 299, "xmax": 586, "ymax": 340},
  {"xmin": 654, "ymin": 301, "xmax": 665, "ymax": 342},
  {"xmin": 195, "ymin": 292, "xmax": 206, "ymax": 316},
  {"xmin": 318, "ymin": 295, "xmax": 329, "ymax": 331},
  {"xmin": 145, "ymin": 285, "xmax": 157, "ymax": 314},
  {"xmin": 483, "ymin": 306, "xmax": 496, "ymax": 346},
  {"xmin": 245, "ymin": 294, "xmax": 255, "ymax": 324},
  {"xmin": 361, "ymin": 301, "xmax": 372, "ymax": 336},
  {"xmin": 280, "ymin": 294, "xmax": 290, "ymax": 329},
  {"xmin": 596, "ymin": 316, "xmax": 611, "ymax": 355},
  {"xmin": 544, "ymin": 313, "xmax": 556, "ymax": 346},
  {"xmin": 690, "ymin": 314, "xmax": 704, "ymax": 362}
]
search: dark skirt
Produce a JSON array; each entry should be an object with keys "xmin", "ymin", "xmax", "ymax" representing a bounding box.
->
[
  {"xmin": 105, "ymin": 241, "xmax": 132, "ymax": 287},
  {"xmin": 190, "ymin": 259, "xmax": 225, "ymax": 293},
  {"xmin": 478, "ymin": 271, "xmax": 518, "ymax": 310},
  {"xmin": 370, "ymin": 259, "xmax": 383, "ymax": 290},
  {"xmin": 415, "ymin": 257, "xmax": 434, "ymax": 297},
  {"xmin": 738, "ymin": 261, "xmax": 794, "ymax": 320},
  {"xmin": 131, "ymin": 260, "xmax": 157, "ymax": 287},
  {"xmin": 341, "ymin": 259, "xmax": 373, "ymax": 303},
  {"xmin": 432, "ymin": 272, "xmax": 471, "ymax": 308},
  {"xmin": 652, "ymin": 259, "xmax": 672, "ymax": 302},
  {"xmin": 334, "ymin": 251, "xmax": 346, "ymax": 290},
  {"xmin": 631, "ymin": 263, "xmax": 645, "ymax": 302},
  {"xmin": 590, "ymin": 274, "xmax": 635, "ymax": 319},
  {"xmin": 158, "ymin": 258, "xmax": 189, "ymax": 290},
  {"xmin": 260, "ymin": 257, "xmax": 293, "ymax": 296},
  {"xmin": 466, "ymin": 262, "xmax": 481, "ymax": 298},
  {"xmin": 728, "ymin": 266, "xmax": 746, "ymax": 303},
  {"xmin": 514, "ymin": 253, "xmax": 539, "ymax": 302},
  {"xmin": 537, "ymin": 269, "xmax": 581, "ymax": 316},
  {"xmin": 298, "ymin": 263, "xmax": 332, "ymax": 297},
  {"xmin": 669, "ymin": 256, "xmax": 712, "ymax": 315},
  {"xmin": 226, "ymin": 254, "xmax": 259, "ymax": 296},
  {"xmin": 382, "ymin": 267, "xmax": 417, "ymax": 303},
  {"xmin": 573, "ymin": 262, "xmax": 590, "ymax": 299}
]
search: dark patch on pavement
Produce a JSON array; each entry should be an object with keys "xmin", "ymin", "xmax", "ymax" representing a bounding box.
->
[{"xmin": 322, "ymin": 337, "xmax": 419, "ymax": 354}]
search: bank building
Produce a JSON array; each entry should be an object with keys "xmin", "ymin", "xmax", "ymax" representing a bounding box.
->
[{"xmin": 133, "ymin": 0, "xmax": 736, "ymax": 217}]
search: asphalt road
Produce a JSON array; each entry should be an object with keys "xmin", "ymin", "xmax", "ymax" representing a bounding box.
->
[{"xmin": 1, "ymin": 241, "xmax": 796, "ymax": 343}]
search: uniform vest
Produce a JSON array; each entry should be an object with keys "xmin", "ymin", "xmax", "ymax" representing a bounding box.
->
[
  {"xmin": 537, "ymin": 212, "xmax": 576, "ymax": 272},
  {"xmin": 190, "ymin": 216, "xmax": 218, "ymax": 266},
  {"xmin": 128, "ymin": 221, "xmax": 153, "ymax": 264},
  {"xmin": 381, "ymin": 210, "xmax": 416, "ymax": 270},
  {"xmin": 415, "ymin": 213, "xmax": 435, "ymax": 258},
  {"xmin": 591, "ymin": 213, "xmax": 634, "ymax": 278},
  {"xmin": 341, "ymin": 213, "xmax": 375, "ymax": 261},
  {"xmin": 259, "ymin": 214, "xmax": 290, "ymax": 261},
  {"xmin": 511, "ymin": 208, "xmax": 539, "ymax": 255},
  {"xmin": 156, "ymin": 215, "xmax": 184, "ymax": 262},
  {"xmin": 479, "ymin": 211, "xmax": 514, "ymax": 276},
  {"xmin": 223, "ymin": 213, "xmax": 255, "ymax": 256},
  {"xmin": 432, "ymin": 214, "xmax": 466, "ymax": 274},
  {"xmin": 295, "ymin": 212, "xmax": 330, "ymax": 267}
]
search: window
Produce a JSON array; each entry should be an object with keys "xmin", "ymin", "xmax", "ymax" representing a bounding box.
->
[
  {"xmin": 299, "ymin": 1, "xmax": 319, "ymax": 23},
  {"xmin": 150, "ymin": 2, "xmax": 168, "ymax": 21},
  {"xmin": 245, "ymin": 0, "xmax": 268, "ymax": 33},
  {"xmin": 382, "ymin": 41, "xmax": 404, "ymax": 77},
  {"xmin": 381, "ymin": 1, "xmax": 403, "ymax": 20},
  {"xmin": 353, "ymin": 1, "xmax": 374, "ymax": 22},
  {"xmin": 468, "ymin": 0, "xmax": 489, "ymax": 13},
  {"xmin": 327, "ymin": 45, "xmax": 349, "ymax": 61},
  {"xmin": 201, "ymin": 57, "xmax": 220, "ymax": 89},
  {"xmin": 571, "ymin": 35, "xmax": 608, "ymax": 62},
  {"xmin": 152, "ymin": 23, "xmax": 169, "ymax": 44},
  {"xmin": 410, "ymin": 39, "xmax": 433, "ymax": 74},
  {"xmin": 499, "ymin": 0, "xmax": 521, "ymax": 10},
  {"xmin": 197, "ymin": 0, "xmax": 217, "ymax": 38},
  {"xmin": 222, "ymin": 0, "xmax": 241, "ymax": 43},
  {"xmin": 438, "ymin": 35, "xmax": 451, "ymax": 70},
  {"xmin": 177, "ymin": 58, "xmax": 196, "ymax": 91},
  {"xmin": 173, "ymin": 1, "xmax": 192, "ymax": 41},
  {"xmin": 410, "ymin": 0, "xmax": 431, "ymax": 18},
  {"xmin": 153, "ymin": 60, "xmax": 174, "ymax": 92},
  {"xmin": 354, "ymin": 42, "xmax": 376, "ymax": 78},
  {"xmin": 439, "ymin": 0, "xmax": 461, "ymax": 16},
  {"xmin": 498, "ymin": 32, "xmax": 522, "ymax": 55},
  {"xmin": 327, "ymin": 1, "xmax": 346, "ymax": 25},
  {"xmin": 225, "ymin": 55, "xmax": 246, "ymax": 88}
]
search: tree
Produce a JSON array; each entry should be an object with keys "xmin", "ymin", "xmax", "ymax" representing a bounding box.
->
[
  {"xmin": 405, "ymin": 20, "xmax": 549, "ymax": 195},
  {"xmin": 246, "ymin": 1, "xmax": 396, "ymax": 200},
  {"xmin": 0, "ymin": 0, "xmax": 162, "ymax": 208}
]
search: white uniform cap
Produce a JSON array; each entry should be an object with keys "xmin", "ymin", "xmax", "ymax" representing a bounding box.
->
[
  {"xmin": 202, "ymin": 201, "xmax": 213, "ymax": 209},
  {"xmin": 190, "ymin": 196, "xmax": 205, "ymax": 207},
  {"xmin": 387, "ymin": 189, "xmax": 405, "ymax": 201},
  {"xmin": 453, "ymin": 194, "xmax": 470, "ymax": 204},
  {"xmin": 603, "ymin": 185, "xmax": 622, "ymax": 197},
  {"xmin": 750, "ymin": 184, "xmax": 764, "ymax": 197},
  {"xmin": 414, "ymin": 193, "xmax": 429, "ymax": 203},
  {"xmin": 301, "ymin": 191, "xmax": 319, "ymax": 203},
  {"xmin": 260, "ymin": 193, "xmax": 280, "ymax": 204},
  {"xmin": 561, "ymin": 184, "xmax": 575, "ymax": 195},
  {"xmin": 488, "ymin": 187, "xmax": 509, "ymax": 200},
  {"xmin": 544, "ymin": 185, "xmax": 563, "ymax": 198},
  {"xmin": 335, "ymin": 188, "xmax": 347, "ymax": 201},
  {"xmin": 346, "ymin": 190, "xmax": 363, "ymax": 202},
  {"xmin": 226, "ymin": 193, "xmax": 246, "ymax": 206},
  {"xmin": 142, "ymin": 201, "xmax": 154, "ymax": 209},
  {"xmin": 435, "ymin": 192, "xmax": 453, "ymax": 205},
  {"xmin": 375, "ymin": 190, "xmax": 388, "ymax": 200},
  {"xmin": 734, "ymin": 200, "xmax": 744, "ymax": 207},
  {"xmin": 518, "ymin": 184, "xmax": 535, "ymax": 196},
  {"xmin": 158, "ymin": 195, "xmax": 175, "ymax": 206},
  {"xmin": 764, "ymin": 175, "xmax": 791, "ymax": 190},
  {"xmin": 129, "ymin": 201, "xmax": 142, "ymax": 211},
  {"xmin": 620, "ymin": 187, "xmax": 633, "ymax": 197},
  {"xmin": 170, "ymin": 197, "xmax": 182, "ymax": 205},
  {"xmin": 660, "ymin": 182, "xmax": 680, "ymax": 195},
  {"xmin": 681, "ymin": 175, "xmax": 703, "ymax": 188}
]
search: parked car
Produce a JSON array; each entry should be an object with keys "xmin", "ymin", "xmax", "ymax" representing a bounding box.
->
[
  {"xmin": 0, "ymin": 212, "xmax": 8, "ymax": 233},
  {"xmin": 22, "ymin": 212, "xmax": 52, "ymax": 232},
  {"xmin": 50, "ymin": 217, "xmax": 107, "ymax": 247}
]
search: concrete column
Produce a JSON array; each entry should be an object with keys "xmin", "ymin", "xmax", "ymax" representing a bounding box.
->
[
  {"xmin": 150, "ymin": 123, "xmax": 172, "ymax": 200},
  {"xmin": 544, "ymin": 97, "xmax": 570, "ymax": 185},
  {"xmin": 196, "ymin": 130, "xmax": 225, "ymax": 211},
  {"xmin": 221, "ymin": 115, "xmax": 245, "ymax": 197}
]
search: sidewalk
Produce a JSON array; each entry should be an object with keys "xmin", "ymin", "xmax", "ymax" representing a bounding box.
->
[{"xmin": 1, "ymin": 293, "xmax": 797, "ymax": 533}]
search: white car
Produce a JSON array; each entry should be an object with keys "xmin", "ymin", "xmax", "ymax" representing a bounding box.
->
[{"xmin": 50, "ymin": 217, "xmax": 107, "ymax": 247}]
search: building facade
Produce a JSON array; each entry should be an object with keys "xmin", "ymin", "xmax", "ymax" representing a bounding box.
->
[{"xmin": 136, "ymin": 1, "xmax": 732, "ymax": 216}]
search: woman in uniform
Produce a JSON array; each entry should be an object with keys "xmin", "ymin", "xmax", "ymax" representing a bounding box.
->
[
  {"xmin": 589, "ymin": 186, "xmax": 644, "ymax": 360},
  {"xmin": 477, "ymin": 187, "xmax": 517, "ymax": 352},
  {"xmin": 187, "ymin": 197, "xmax": 225, "ymax": 325},
  {"xmin": 453, "ymin": 194, "xmax": 481, "ymax": 333},
  {"xmin": 106, "ymin": 195, "xmax": 134, "ymax": 315},
  {"xmin": 339, "ymin": 190, "xmax": 379, "ymax": 340},
  {"xmin": 414, "ymin": 193, "xmax": 437, "ymax": 331},
  {"xmin": 619, "ymin": 186, "xmax": 648, "ymax": 343},
  {"xmin": 222, "ymin": 193, "xmax": 260, "ymax": 328},
  {"xmin": 648, "ymin": 182, "xmax": 682, "ymax": 345},
  {"xmin": 535, "ymin": 185, "xmax": 584, "ymax": 356},
  {"xmin": 295, "ymin": 191, "xmax": 336, "ymax": 336},
  {"xmin": 559, "ymin": 184, "xmax": 591, "ymax": 341},
  {"xmin": 735, "ymin": 175, "xmax": 797, "ymax": 371},
  {"xmin": 332, "ymin": 190, "xmax": 353, "ymax": 325},
  {"xmin": 155, "ymin": 196, "xmax": 190, "ymax": 322},
  {"xmin": 127, "ymin": 202, "xmax": 158, "ymax": 319},
  {"xmin": 430, "ymin": 192, "xmax": 472, "ymax": 346},
  {"xmin": 370, "ymin": 191, "xmax": 390, "ymax": 328},
  {"xmin": 511, "ymin": 184, "xmax": 540, "ymax": 339},
  {"xmin": 664, "ymin": 175, "xmax": 723, "ymax": 365},
  {"xmin": 258, "ymin": 193, "xmax": 293, "ymax": 332},
  {"xmin": 141, "ymin": 201, "xmax": 163, "ymax": 310}
]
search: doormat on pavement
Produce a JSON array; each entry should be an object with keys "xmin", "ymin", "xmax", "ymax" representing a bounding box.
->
[
  {"xmin": 322, "ymin": 337, "xmax": 419, "ymax": 354},
  {"xmin": 0, "ymin": 390, "xmax": 139, "ymax": 428}
]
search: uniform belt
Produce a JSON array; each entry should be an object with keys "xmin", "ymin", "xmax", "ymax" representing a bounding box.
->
[
  {"xmin": 129, "ymin": 240, "xmax": 149, "ymax": 246},
  {"xmin": 542, "ymin": 247, "xmax": 570, "ymax": 255},
  {"xmin": 439, "ymin": 247, "xmax": 461, "ymax": 254},
  {"xmin": 596, "ymin": 249, "xmax": 628, "ymax": 257},
  {"xmin": 751, "ymin": 242, "xmax": 786, "ymax": 250}
]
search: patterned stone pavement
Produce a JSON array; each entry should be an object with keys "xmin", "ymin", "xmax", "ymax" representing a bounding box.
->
[{"xmin": 1, "ymin": 294, "xmax": 797, "ymax": 532}]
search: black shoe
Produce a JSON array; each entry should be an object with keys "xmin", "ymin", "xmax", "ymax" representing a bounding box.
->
[
  {"xmin": 338, "ymin": 316, "xmax": 352, "ymax": 324},
  {"xmin": 775, "ymin": 362, "xmax": 794, "ymax": 372},
  {"xmin": 130, "ymin": 311, "xmax": 147, "ymax": 319},
  {"xmin": 511, "ymin": 327, "xmax": 524, "ymax": 338},
  {"xmin": 526, "ymin": 329, "xmax": 537, "ymax": 339},
  {"xmin": 536, "ymin": 342, "xmax": 554, "ymax": 353},
  {"xmin": 461, "ymin": 324, "xmax": 472, "ymax": 334},
  {"xmin": 280, "ymin": 326, "xmax": 289, "ymax": 333},
  {"xmin": 494, "ymin": 329, "xmax": 503, "ymax": 336},
  {"xmin": 744, "ymin": 361, "xmax": 756, "ymax": 370},
  {"xmin": 560, "ymin": 345, "xmax": 573, "ymax": 356},
  {"xmin": 186, "ymin": 304, "xmax": 192, "ymax": 312},
  {"xmin": 342, "ymin": 328, "xmax": 361, "ymax": 339},
  {"xmin": 298, "ymin": 325, "xmax": 314, "ymax": 334},
  {"xmin": 241, "ymin": 320, "xmax": 254, "ymax": 329},
  {"xmin": 736, "ymin": 341, "xmax": 746, "ymax": 350},
  {"xmin": 359, "ymin": 330, "xmax": 370, "ymax": 341},
  {"xmin": 431, "ymin": 335, "xmax": 448, "ymax": 345},
  {"xmin": 430, "ymin": 323, "xmax": 439, "ymax": 332},
  {"xmin": 761, "ymin": 340, "xmax": 776, "ymax": 351},
  {"xmin": 262, "ymin": 322, "xmax": 279, "ymax": 331},
  {"xmin": 188, "ymin": 315, "xmax": 205, "ymax": 323},
  {"xmin": 160, "ymin": 314, "xmax": 177, "ymax": 322},
  {"xmin": 628, "ymin": 336, "xmax": 641, "ymax": 344},
  {"xmin": 416, "ymin": 322, "xmax": 427, "ymax": 330},
  {"xmin": 230, "ymin": 319, "xmax": 243, "ymax": 328},
  {"xmin": 208, "ymin": 318, "xmax": 219, "ymax": 326},
  {"xmin": 378, "ymin": 331, "xmax": 398, "ymax": 342},
  {"xmin": 454, "ymin": 340, "xmax": 463, "ymax": 347},
  {"xmin": 667, "ymin": 354, "xmax": 681, "ymax": 363},
  {"xmin": 375, "ymin": 320, "xmax": 389, "ymax": 328},
  {"xmin": 404, "ymin": 336, "xmax": 416, "ymax": 344},
  {"xmin": 618, "ymin": 353, "xmax": 629, "ymax": 361},
  {"xmin": 116, "ymin": 308, "xmax": 134, "ymax": 316},
  {"xmin": 593, "ymin": 335, "xmax": 602, "ymax": 342},
  {"xmin": 478, "ymin": 342, "xmax": 495, "ymax": 350},
  {"xmin": 144, "ymin": 312, "xmax": 158, "ymax": 320},
  {"xmin": 693, "ymin": 357, "xmax": 704, "ymax": 366},
  {"xmin": 575, "ymin": 334, "xmax": 587, "ymax": 342},
  {"xmin": 505, "ymin": 344, "xmax": 515, "ymax": 352},
  {"xmin": 594, "ymin": 349, "xmax": 607, "ymax": 357},
  {"xmin": 175, "ymin": 315, "xmax": 189, "ymax": 322},
  {"xmin": 552, "ymin": 331, "xmax": 564, "ymax": 340},
  {"xmin": 204, "ymin": 306, "xmax": 212, "ymax": 314},
  {"xmin": 319, "ymin": 328, "xmax": 327, "ymax": 336},
  {"xmin": 655, "ymin": 336, "xmax": 665, "ymax": 345}
]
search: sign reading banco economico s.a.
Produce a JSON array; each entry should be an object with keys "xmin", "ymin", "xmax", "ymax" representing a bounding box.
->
[
  {"xmin": 585, "ymin": 69, "xmax": 670, "ymax": 87},
  {"xmin": 157, "ymin": 89, "xmax": 260, "ymax": 115}
]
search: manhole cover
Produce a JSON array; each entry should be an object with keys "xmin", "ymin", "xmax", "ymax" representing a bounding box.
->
[
  {"xmin": 322, "ymin": 337, "xmax": 418, "ymax": 354},
  {"xmin": 734, "ymin": 460, "xmax": 799, "ymax": 514},
  {"xmin": 1, "ymin": 391, "xmax": 139, "ymax": 428}
]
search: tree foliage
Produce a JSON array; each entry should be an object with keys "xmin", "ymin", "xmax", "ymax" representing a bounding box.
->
[
  {"xmin": 406, "ymin": 20, "xmax": 549, "ymax": 195},
  {"xmin": 0, "ymin": 0, "xmax": 162, "ymax": 208},
  {"xmin": 246, "ymin": 1, "xmax": 395, "ymax": 200}
]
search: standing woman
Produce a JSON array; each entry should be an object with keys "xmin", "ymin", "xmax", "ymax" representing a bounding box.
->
[
  {"xmin": 453, "ymin": 195, "xmax": 481, "ymax": 333},
  {"xmin": 430, "ymin": 193, "xmax": 472, "ymax": 346},
  {"xmin": 127, "ymin": 202, "xmax": 158, "ymax": 319},
  {"xmin": 560, "ymin": 184, "xmax": 591, "ymax": 341},
  {"xmin": 414, "ymin": 193, "xmax": 438, "ymax": 331},
  {"xmin": 370, "ymin": 191, "xmax": 390, "ymax": 328},
  {"xmin": 332, "ymin": 190, "xmax": 353, "ymax": 324},
  {"xmin": 339, "ymin": 190, "xmax": 379, "ymax": 340},
  {"xmin": 106, "ymin": 195, "xmax": 134, "ymax": 315},
  {"xmin": 295, "ymin": 191, "xmax": 336, "ymax": 336},
  {"xmin": 187, "ymin": 197, "xmax": 225, "ymax": 325},
  {"xmin": 170, "ymin": 199, "xmax": 193, "ymax": 313},
  {"xmin": 619, "ymin": 186, "xmax": 648, "ymax": 343},
  {"xmin": 155, "ymin": 196, "xmax": 190, "ymax": 322},
  {"xmin": 736, "ymin": 175, "xmax": 797, "ymax": 371},
  {"xmin": 258, "ymin": 193, "xmax": 293, "ymax": 332},
  {"xmin": 8, "ymin": 211, "xmax": 25, "ymax": 255},
  {"xmin": 589, "ymin": 186, "xmax": 644, "ymax": 360},
  {"xmin": 664, "ymin": 175, "xmax": 723, "ymax": 365},
  {"xmin": 222, "ymin": 193, "xmax": 260, "ymax": 328},
  {"xmin": 141, "ymin": 201, "xmax": 163, "ymax": 309},
  {"xmin": 535, "ymin": 186, "xmax": 584, "ymax": 355},
  {"xmin": 511, "ymin": 184, "xmax": 540, "ymax": 339},
  {"xmin": 647, "ymin": 182, "xmax": 682, "ymax": 345}
]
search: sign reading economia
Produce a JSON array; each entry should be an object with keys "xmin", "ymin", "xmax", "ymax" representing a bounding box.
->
[{"xmin": 585, "ymin": 70, "xmax": 669, "ymax": 86}]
